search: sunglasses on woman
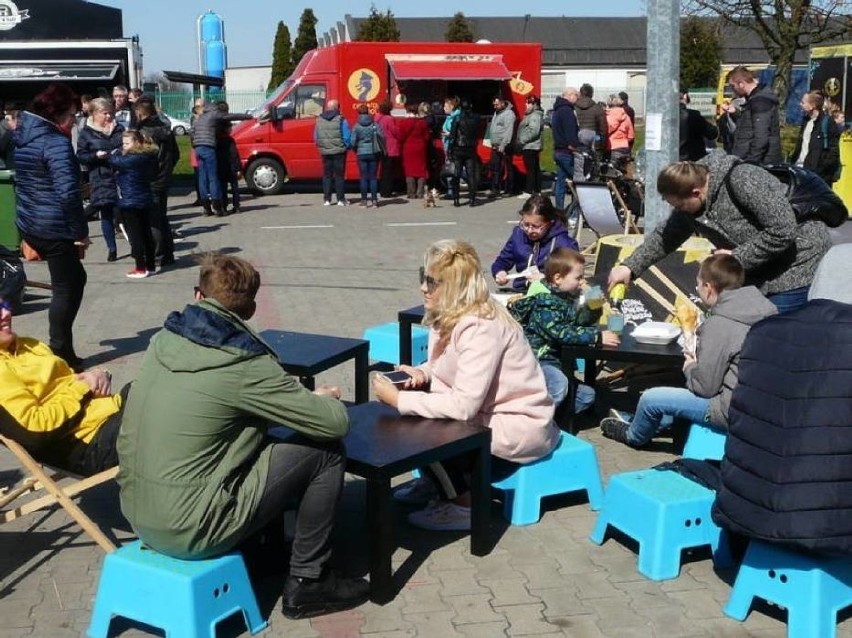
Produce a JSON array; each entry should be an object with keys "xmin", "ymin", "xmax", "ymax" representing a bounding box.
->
[{"xmin": 418, "ymin": 266, "xmax": 442, "ymax": 293}]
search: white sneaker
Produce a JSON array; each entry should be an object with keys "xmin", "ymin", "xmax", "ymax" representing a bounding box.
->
[
  {"xmin": 336, "ymin": 200, "xmax": 347, "ymax": 207},
  {"xmin": 323, "ymin": 201, "xmax": 331, "ymax": 207},
  {"xmin": 516, "ymin": 192, "xmax": 532, "ymax": 200},
  {"xmin": 393, "ymin": 477, "xmax": 439, "ymax": 505},
  {"xmin": 408, "ymin": 501, "xmax": 471, "ymax": 531}
]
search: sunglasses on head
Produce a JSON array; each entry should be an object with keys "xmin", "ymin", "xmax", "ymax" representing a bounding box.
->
[{"xmin": 418, "ymin": 266, "xmax": 442, "ymax": 292}]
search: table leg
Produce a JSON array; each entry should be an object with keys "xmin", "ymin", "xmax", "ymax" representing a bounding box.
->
[
  {"xmin": 583, "ymin": 357, "xmax": 596, "ymax": 387},
  {"xmin": 354, "ymin": 345, "xmax": 369, "ymax": 404},
  {"xmin": 366, "ymin": 476, "xmax": 395, "ymax": 604},
  {"xmin": 469, "ymin": 441, "xmax": 491, "ymax": 557},
  {"xmin": 399, "ymin": 320, "xmax": 412, "ymax": 366}
]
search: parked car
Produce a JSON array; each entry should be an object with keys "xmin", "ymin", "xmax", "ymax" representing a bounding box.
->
[{"xmin": 163, "ymin": 114, "xmax": 190, "ymax": 136}]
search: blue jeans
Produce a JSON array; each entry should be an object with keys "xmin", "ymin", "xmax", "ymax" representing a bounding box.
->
[
  {"xmin": 541, "ymin": 361, "xmax": 595, "ymax": 414},
  {"xmin": 767, "ymin": 286, "xmax": 810, "ymax": 314},
  {"xmin": 96, "ymin": 205, "xmax": 116, "ymax": 253},
  {"xmin": 357, "ymin": 155, "xmax": 379, "ymax": 201},
  {"xmin": 553, "ymin": 151, "xmax": 574, "ymax": 211},
  {"xmin": 626, "ymin": 386, "xmax": 710, "ymax": 446},
  {"xmin": 195, "ymin": 145, "xmax": 222, "ymax": 201}
]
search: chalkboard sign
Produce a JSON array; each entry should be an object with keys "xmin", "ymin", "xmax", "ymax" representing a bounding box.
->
[{"xmin": 593, "ymin": 234, "xmax": 713, "ymax": 323}]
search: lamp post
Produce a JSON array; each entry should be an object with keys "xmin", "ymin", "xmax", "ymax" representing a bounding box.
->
[{"xmin": 643, "ymin": 0, "xmax": 680, "ymax": 232}]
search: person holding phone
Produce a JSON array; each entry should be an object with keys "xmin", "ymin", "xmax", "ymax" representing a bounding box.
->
[{"xmin": 372, "ymin": 240, "xmax": 558, "ymax": 531}]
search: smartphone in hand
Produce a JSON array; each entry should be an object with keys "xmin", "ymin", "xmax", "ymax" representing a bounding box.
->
[{"xmin": 382, "ymin": 370, "xmax": 412, "ymax": 386}]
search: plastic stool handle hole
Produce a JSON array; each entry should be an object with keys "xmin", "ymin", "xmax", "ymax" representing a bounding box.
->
[
  {"xmin": 213, "ymin": 587, "xmax": 220, "ymax": 597},
  {"xmin": 223, "ymin": 583, "xmax": 230, "ymax": 593},
  {"xmin": 779, "ymin": 574, "xmax": 787, "ymax": 583},
  {"xmin": 768, "ymin": 570, "xmax": 776, "ymax": 579}
]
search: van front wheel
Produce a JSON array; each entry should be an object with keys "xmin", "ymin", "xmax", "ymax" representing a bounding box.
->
[{"xmin": 246, "ymin": 158, "xmax": 286, "ymax": 196}]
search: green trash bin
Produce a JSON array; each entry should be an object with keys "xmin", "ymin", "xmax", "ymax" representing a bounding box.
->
[{"xmin": 0, "ymin": 170, "xmax": 19, "ymax": 251}]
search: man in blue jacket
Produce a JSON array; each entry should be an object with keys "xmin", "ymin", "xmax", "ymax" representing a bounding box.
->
[{"xmin": 550, "ymin": 88, "xmax": 580, "ymax": 212}]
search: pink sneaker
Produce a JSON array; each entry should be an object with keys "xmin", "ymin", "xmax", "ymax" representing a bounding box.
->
[{"xmin": 126, "ymin": 269, "xmax": 148, "ymax": 279}]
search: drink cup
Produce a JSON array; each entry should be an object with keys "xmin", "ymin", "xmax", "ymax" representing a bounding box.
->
[
  {"xmin": 607, "ymin": 312, "xmax": 625, "ymax": 335},
  {"xmin": 586, "ymin": 285, "xmax": 604, "ymax": 310}
]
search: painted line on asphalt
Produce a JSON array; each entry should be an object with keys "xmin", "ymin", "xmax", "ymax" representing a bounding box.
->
[
  {"xmin": 385, "ymin": 222, "xmax": 458, "ymax": 227},
  {"xmin": 260, "ymin": 225, "xmax": 335, "ymax": 229}
]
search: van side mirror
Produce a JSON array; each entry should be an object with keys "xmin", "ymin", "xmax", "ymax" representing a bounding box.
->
[{"xmin": 267, "ymin": 106, "xmax": 279, "ymax": 123}]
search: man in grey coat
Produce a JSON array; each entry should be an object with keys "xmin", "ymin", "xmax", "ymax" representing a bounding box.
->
[
  {"xmin": 607, "ymin": 150, "xmax": 830, "ymax": 314},
  {"xmin": 487, "ymin": 96, "xmax": 516, "ymax": 196}
]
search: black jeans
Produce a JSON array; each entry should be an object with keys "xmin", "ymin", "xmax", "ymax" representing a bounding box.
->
[
  {"xmin": 243, "ymin": 435, "xmax": 346, "ymax": 579},
  {"xmin": 20, "ymin": 233, "xmax": 87, "ymax": 363},
  {"xmin": 450, "ymin": 151, "xmax": 479, "ymax": 202},
  {"xmin": 321, "ymin": 153, "xmax": 346, "ymax": 204},
  {"xmin": 150, "ymin": 189, "xmax": 174, "ymax": 259},
  {"xmin": 489, "ymin": 148, "xmax": 514, "ymax": 194},
  {"xmin": 379, "ymin": 155, "xmax": 400, "ymax": 198},
  {"xmin": 121, "ymin": 206, "xmax": 156, "ymax": 272},
  {"xmin": 522, "ymin": 150, "xmax": 542, "ymax": 194}
]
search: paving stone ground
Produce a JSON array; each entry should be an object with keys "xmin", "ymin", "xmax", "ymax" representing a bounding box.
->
[{"xmin": 1, "ymin": 185, "xmax": 849, "ymax": 637}]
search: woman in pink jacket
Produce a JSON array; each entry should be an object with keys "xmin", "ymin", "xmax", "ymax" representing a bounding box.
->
[
  {"xmin": 372, "ymin": 239, "xmax": 559, "ymax": 531},
  {"xmin": 605, "ymin": 94, "xmax": 634, "ymax": 173}
]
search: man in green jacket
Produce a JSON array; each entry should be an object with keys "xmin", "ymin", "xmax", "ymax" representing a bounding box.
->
[{"xmin": 117, "ymin": 253, "xmax": 368, "ymax": 619}]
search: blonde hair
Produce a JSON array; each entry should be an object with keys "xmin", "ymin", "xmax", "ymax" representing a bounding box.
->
[
  {"xmin": 121, "ymin": 129, "xmax": 158, "ymax": 154},
  {"xmin": 89, "ymin": 97, "xmax": 113, "ymax": 114},
  {"xmin": 657, "ymin": 161, "xmax": 710, "ymax": 199},
  {"xmin": 726, "ymin": 66, "xmax": 756, "ymax": 83},
  {"xmin": 197, "ymin": 252, "xmax": 260, "ymax": 319},
  {"xmin": 422, "ymin": 240, "xmax": 517, "ymax": 349}
]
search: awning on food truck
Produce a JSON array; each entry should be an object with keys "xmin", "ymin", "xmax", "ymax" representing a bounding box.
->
[
  {"xmin": 385, "ymin": 53, "xmax": 512, "ymax": 81},
  {"xmin": 0, "ymin": 60, "xmax": 119, "ymax": 82}
]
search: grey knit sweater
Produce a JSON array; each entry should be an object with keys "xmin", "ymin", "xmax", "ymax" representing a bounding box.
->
[{"xmin": 624, "ymin": 150, "xmax": 831, "ymax": 296}]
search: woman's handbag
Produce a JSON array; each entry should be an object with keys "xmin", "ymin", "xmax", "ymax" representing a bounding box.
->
[
  {"xmin": 372, "ymin": 125, "xmax": 387, "ymax": 157},
  {"xmin": 440, "ymin": 158, "xmax": 460, "ymax": 179}
]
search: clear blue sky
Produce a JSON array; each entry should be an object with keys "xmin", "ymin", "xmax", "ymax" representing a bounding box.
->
[{"xmin": 95, "ymin": 1, "xmax": 645, "ymax": 76}]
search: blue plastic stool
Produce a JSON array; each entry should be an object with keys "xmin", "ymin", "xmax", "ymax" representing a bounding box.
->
[
  {"xmin": 724, "ymin": 540, "xmax": 852, "ymax": 638},
  {"xmin": 682, "ymin": 422, "xmax": 726, "ymax": 461},
  {"xmin": 362, "ymin": 322, "xmax": 429, "ymax": 365},
  {"xmin": 87, "ymin": 541, "xmax": 267, "ymax": 638},
  {"xmin": 491, "ymin": 431, "xmax": 604, "ymax": 525},
  {"xmin": 589, "ymin": 468, "xmax": 732, "ymax": 580}
]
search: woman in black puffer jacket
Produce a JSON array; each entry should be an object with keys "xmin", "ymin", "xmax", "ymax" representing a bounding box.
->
[{"xmin": 77, "ymin": 97, "xmax": 124, "ymax": 262}]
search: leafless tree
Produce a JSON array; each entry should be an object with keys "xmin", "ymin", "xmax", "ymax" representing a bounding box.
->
[{"xmin": 682, "ymin": 0, "xmax": 850, "ymax": 116}]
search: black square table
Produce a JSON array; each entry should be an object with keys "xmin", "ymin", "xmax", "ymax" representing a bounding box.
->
[
  {"xmin": 560, "ymin": 325, "xmax": 685, "ymax": 429},
  {"xmin": 397, "ymin": 304, "xmax": 425, "ymax": 366},
  {"xmin": 260, "ymin": 329, "xmax": 370, "ymax": 404},
  {"xmin": 344, "ymin": 402, "xmax": 492, "ymax": 604}
]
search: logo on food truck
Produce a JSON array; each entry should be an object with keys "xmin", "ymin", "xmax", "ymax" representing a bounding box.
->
[
  {"xmin": 348, "ymin": 69, "xmax": 381, "ymax": 103},
  {"xmin": 0, "ymin": 1, "xmax": 29, "ymax": 31}
]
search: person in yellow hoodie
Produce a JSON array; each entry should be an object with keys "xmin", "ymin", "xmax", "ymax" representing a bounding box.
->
[{"xmin": 0, "ymin": 295, "xmax": 124, "ymax": 476}]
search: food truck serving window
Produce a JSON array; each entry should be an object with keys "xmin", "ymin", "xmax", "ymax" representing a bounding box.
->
[{"xmin": 384, "ymin": 54, "xmax": 512, "ymax": 81}]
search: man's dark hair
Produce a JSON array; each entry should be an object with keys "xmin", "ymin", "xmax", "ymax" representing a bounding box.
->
[
  {"xmin": 31, "ymin": 83, "xmax": 78, "ymax": 123},
  {"xmin": 618, "ymin": 91, "xmax": 629, "ymax": 103},
  {"xmin": 580, "ymin": 83, "xmax": 594, "ymax": 98}
]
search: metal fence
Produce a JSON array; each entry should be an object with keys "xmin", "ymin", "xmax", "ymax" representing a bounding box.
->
[
  {"xmin": 155, "ymin": 90, "xmax": 270, "ymax": 121},
  {"xmin": 540, "ymin": 88, "xmax": 647, "ymax": 119}
]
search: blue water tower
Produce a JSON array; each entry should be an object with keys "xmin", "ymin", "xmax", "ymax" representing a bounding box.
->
[{"xmin": 197, "ymin": 11, "xmax": 227, "ymax": 79}]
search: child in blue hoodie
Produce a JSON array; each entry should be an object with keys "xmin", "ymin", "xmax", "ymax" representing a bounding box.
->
[
  {"xmin": 349, "ymin": 104, "xmax": 384, "ymax": 207},
  {"xmin": 492, "ymin": 195, "xmax": 579, "ymax": 291}
]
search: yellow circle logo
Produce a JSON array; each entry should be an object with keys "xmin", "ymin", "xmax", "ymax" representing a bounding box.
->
[
  {"xmin": 348, "ymin": 69, "xmax": 380, "ymax": 102},
  {"xmin": 824, "ymin": 77, "xmax": 841, "ymax": 97}
]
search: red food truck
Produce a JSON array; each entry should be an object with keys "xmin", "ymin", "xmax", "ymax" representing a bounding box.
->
[{"xmin": 232, "ymin": 41, "xmax": 542, "ymax": 195}]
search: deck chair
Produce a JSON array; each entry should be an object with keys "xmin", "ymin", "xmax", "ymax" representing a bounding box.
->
[
  {"xmin": 571, "ymin": 182, "xmax": 632, "ymax": 256},
  {"xmin": 0, "ymin": 432, "xmax": 117, "ymax": 552}
]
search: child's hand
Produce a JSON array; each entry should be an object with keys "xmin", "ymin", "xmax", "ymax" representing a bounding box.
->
[
  {"xmin": 494, "ymin": 270, "xmax": 509, "ymax": 286},
  {"xmin": 601, "ymin": 330, "xmax": 620, "ymax": 347},
  {"xmin": 96, "ymin": 150, "xmax": 108, "ymax": 158}
]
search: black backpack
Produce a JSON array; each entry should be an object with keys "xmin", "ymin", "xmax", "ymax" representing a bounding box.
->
[{"xmin": 723, "ymin": 162, "xmax": 848, "ymax": 228}]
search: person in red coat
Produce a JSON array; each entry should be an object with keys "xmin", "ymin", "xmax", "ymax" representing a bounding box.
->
[{"xmin": 396, "ymin": 103, "xmax": 432, "ymax": 199}]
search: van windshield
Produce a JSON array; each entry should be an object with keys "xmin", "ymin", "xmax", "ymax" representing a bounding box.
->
[{"xmin": 251, "ymin": 79, "xmax": 294, "ymax": 115}]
